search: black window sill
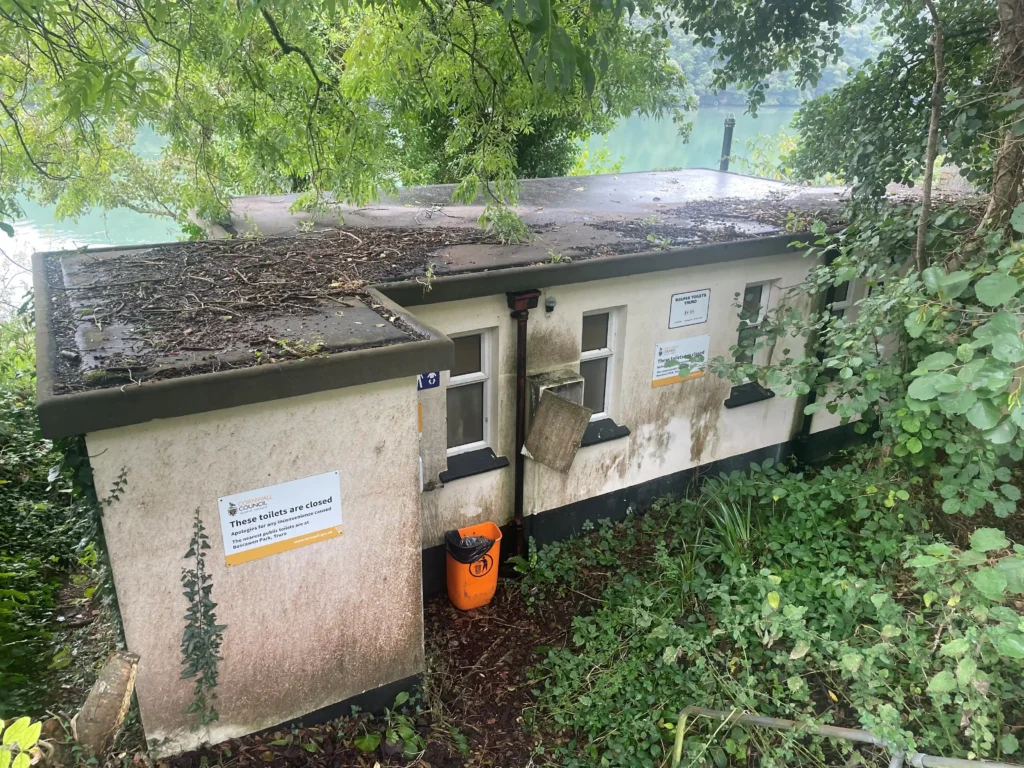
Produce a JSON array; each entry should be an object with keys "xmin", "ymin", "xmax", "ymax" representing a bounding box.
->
[
  {"xmin": 724, "ymin": 382, "xmax": 776, "ymax": 409},
  {"xmin": 439, "ymin": 447, "xmax": 509, "ymax": 484},
  {"xmin": 580, "ymin": 418, "xmax": 631, "ymax": 447}
]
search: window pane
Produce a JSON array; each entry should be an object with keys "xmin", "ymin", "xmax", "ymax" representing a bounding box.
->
[
  {"xmin": 736, "ymin": 326, "xmax": 760, "ymax": 364},
  {"xmin": 452, "ymin": 335, "xmax": 481, "ymax": 377},
  {"xmin": 447, "ymin": 383, "xmax": 484, "ymax": 448},
  {"xmin": 740, "ymin": 284, "xmax": 764, "ymax": 324},
  {"xmin": 832, "ymin": 281, "xmax": 850, "ymax": 303},
  {"xmin": 581, "ymin": 358, "xmax": 608, "ymax": 413},
  {"xmin": 832, "ymin": 308, "xmax": 846, "ymax": 320},
  {"xmin": 582, "ymin": 314, "xmax": 609, "ymax": 352}
]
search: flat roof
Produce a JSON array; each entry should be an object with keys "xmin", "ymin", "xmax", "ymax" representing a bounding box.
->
[
  {"xmin": 34, "ymin": 169, "xmax": 846, "ymax": 437},
  {"xmin": 222, "ymin": 168, "xmax": 846, "ymax": 269}
]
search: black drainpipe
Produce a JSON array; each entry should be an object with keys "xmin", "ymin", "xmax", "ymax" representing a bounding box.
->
[{"xmin": 506, "ymin": 289, "xmax": 541, "ymax": 557}]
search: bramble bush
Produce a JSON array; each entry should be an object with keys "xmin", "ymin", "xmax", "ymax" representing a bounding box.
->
[{"xmin": 522, "ymin": 451, "xmax": 1024, "ymax": 768}]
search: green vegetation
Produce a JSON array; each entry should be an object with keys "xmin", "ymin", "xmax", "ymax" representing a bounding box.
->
[
  {"xmin": 0, "ymin": 0, "xmax": 889, "ymax": 239},
  {"xmin": 0, "ymin": 314, "xmax": 94, "ymax": 716},
  {"xmin": 180, "ymin": 510, "xmax": 225, "ymax": 729},
  {"xmin": 2, "ymin": 1, "xmax": 1024, "ymax": 766},
  {"xmin": 714, "ymin": 203, "xmax": 1024, "ymax": 519},
  {"xmin": 667, "ymin": 19, "xmax": 887, "ymax": 108},
  {"xmin": 788, "ymin": 0, "xmax": 999, "ymax": 198},
  {"xmin": 0, "ymin": 716, "xmax": 45, "ymax": 768},
  {"xmin": 519, "ymin": 451, "xmax": 1024, "ymax": 767},
  {"xmin": 0, "ymin": 0, "xmax": 685, "ymax": 239}
]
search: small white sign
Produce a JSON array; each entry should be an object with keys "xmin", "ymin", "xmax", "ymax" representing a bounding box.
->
[
  {"xmin": 652, "ymin": 335, "xmax": 711, "ymax": 388},
  {"xmin": 669, "ymin": 289, "xmax": 711, "ymax": 328},
  {"xmin": 218, "ymin": 471, "xmax": 343, "ymax": 566}
]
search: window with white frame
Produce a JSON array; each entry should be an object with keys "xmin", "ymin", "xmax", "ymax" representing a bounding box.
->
[
  {"xmin": 736, "ymin": 282, "xmax": 770, "ymax": 364},
  {"xmin": 446, "ymin": 332, "xmax": 491, "ymax": 453},
  {"xmin": 580, "ymin": 311, "xmax": 614, "ymax": 418},
  {"xmin": 828, "ymin": 279, "xmax": 859, "ymax": 320}
]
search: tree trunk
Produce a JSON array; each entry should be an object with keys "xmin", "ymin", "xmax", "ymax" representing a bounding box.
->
[
  {"xmin": 914, "ymin": 0, "xmax": 944, "ymax": 272},
  {"xmin": 71, "ymin": 651, "xmax": 140, "ymax": 758},
  {"xmin": 979, "ymin": 0, "xmax": 1024, "ymax": 231}
]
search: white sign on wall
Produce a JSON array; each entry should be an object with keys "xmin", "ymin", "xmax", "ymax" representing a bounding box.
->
[
  {"xmin": 668, "ymin": 289, "xmax": 711, "ymax": 328},
  {"xmin": 652, "ymin": 335, "xmax": 711, "ymax": 388},
  {"xmin": 218, "ymin": 471, "xmax": 343, "ymax": 566}
]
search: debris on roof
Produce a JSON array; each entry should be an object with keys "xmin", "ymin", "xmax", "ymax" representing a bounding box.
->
[
  {"xmin": 43, "ymin": 228, "xmax": 489, "ymax": 392},
  {"xmin": 38, "ymin": 169, "xmax": 850, "ymax": 393}
]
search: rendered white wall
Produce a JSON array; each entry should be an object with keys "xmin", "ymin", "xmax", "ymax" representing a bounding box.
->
[
  {"xmin": 412, "ymin": 251, "xmax": 817, "ymax": 546},
  {"xmin": 87, "ymin": 379, "xmax": 423, "ymax": 755}
]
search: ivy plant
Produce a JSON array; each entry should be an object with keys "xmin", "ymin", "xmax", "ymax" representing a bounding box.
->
[{"xmin": 180, "ymin": 509, "xmax": 225, "ymax": 729}]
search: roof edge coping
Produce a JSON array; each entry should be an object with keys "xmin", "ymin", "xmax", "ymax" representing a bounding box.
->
[
  {"xmin": 379, "ymin": 232, "xmax": 805, "ymax": 306},
  {"xmin": 34, "ymin": 255, "xmax": 454, "ymax": 438},
  {"xmin": 33, "ymin": 232, "xmax": 808, "ymax": 437}
]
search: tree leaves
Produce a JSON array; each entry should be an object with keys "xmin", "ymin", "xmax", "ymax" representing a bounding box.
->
[
  {"xmin": 1001, "ymin": 733, "xmax": 1019, "ymax": 755},
  {"xmin": 789, "ymin": 640, "xmax": 810, "ymax": 660},
  {"xmin": 939, "ymin": 638, "xmax": 969, "ymax": 657},
  {"xmin": 975, "ymin": 273, "xmax": 1020, "ymax": 307},
  {"xmin": 1, "ymin": 0, "xmax": 686, "ymax": 226},
  {"xmin": 970, "ymin": 567, "xmax": 1009, "ymax": 601},
  {"xmin": 994, "ymin": 633, "xmax": 1024, "ymax": 659},
  {"xmin": 984, "ymin": 419, "xmax": 1018, "ymax": 445},
  {"xmin": 970, "ymin": 528, "xmax": 1010, "ymax": 552},
  {"xmin": 927, "ymin": 670, "xmax": 956, "ymax": 694},
  {"xmin": 0, "ymin": 717, "xmax": 41, "ymax": 768},
  {"xmin": 1010, "ymin": 203, "xmax": 1024, "ymax": 234},
  {"xmin": 1, "ymin": 718, "xmax": 41, "ymax": 751},
  {"xmin": 922, "ymin": 266, "xmax": 944, "ymax": 294},
  {"xmin": 965, "ymin": 400, "xmax": 1000, "ymax": 430},
  {"xmin": 908, "ymin": 372, "xmax": 959, "ymax": 400},
  {"xmin": 789, "ymin": 1, "xmax": 998, "ymax": 199},
  {"xmin": 940, "ymin": 271, "xmax": 972, "ymax": 299},
  {"xmin": 905, "ymin": 309, "xmax": 929, "ymax": 338},
  {"xmin": 937, "ymin": 389, "xmax": 977, "ymax": 415},
  {"xmin": 918, "ymin": 351, "xmax": 954, "ymax": 370},
  {"xmin": 990, "ymin": 332, "xmax": 1024, "ymax": 363}
]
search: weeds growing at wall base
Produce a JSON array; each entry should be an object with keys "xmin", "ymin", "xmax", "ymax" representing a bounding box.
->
[{"xmin": 516, "ymin": 448, "xmax": 1024, "ymax": 768}]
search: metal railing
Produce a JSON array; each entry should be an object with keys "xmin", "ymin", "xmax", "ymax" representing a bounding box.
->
[{"xmin": 671, "ymin": 706, "xmax": 1023, "ymax": 768}]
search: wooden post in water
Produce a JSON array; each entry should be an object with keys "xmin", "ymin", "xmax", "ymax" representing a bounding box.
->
[{"xmin": 720, "ymin": 114, "xmax": 736, "ymax": 172}]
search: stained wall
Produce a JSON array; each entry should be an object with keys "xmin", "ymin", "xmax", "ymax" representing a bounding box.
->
[{"xmin": 87, "ymin": 379, "xmax": 423, "ymax": 755}]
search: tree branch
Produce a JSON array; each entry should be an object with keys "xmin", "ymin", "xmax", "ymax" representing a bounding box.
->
[
  {"xmin": 978, "ymin": 0, "xmax": 1024, "ymax": 231},
  {"xmin": 913, "ymin": 0, "xmax": 944, "ymax": 273},
  {"xmin": 259, "ymin": 8, "xmax": 327, "ymax": 89},
  {"xmin": 0, "ymin": 95, "xmax": 70, "ymax": 181}
]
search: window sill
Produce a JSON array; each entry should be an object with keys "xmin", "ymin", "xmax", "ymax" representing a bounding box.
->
[
  {"xmin": 580, "ymin": 418, "xmax": 631, "ymax": 447},
  {"xmin": 439, "ymin": 447, "xmax": 510, "ymax": 484},
  {"xmin": 724, "ymin": 382, "xmax": 776, "ymax": 409}
]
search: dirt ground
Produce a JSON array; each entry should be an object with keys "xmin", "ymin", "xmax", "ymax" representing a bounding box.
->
[{"xmin": 162, "ymin": 583, "xmax": 588, "ymax": 768}]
